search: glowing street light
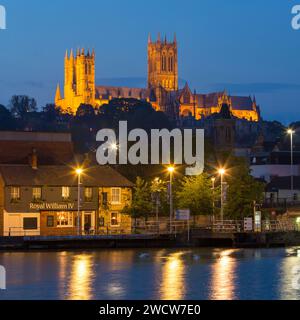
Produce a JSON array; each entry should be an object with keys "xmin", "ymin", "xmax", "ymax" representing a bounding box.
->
[
  {"xmin": 168, "ymin": 166, "xmax": 175, "ymax": 233},
  {"xmin": 76, "ymin": 168, "xmax": 83, "ymax": 175},
  {"xmin": 218, "ymin": 168, "xmax": 226, "ymax": 223},
  {"xmin": 75, "ymin": 167, "xmax": 83, "ymax": 236},
  {"xmin": 287, "ymin": 129, "xmax": 295, "ymax": 200},
  {"xmin": 168, "ymin": 166, "xmax": 175, "ymax": 173}
]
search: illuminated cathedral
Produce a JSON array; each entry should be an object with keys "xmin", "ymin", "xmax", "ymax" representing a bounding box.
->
[{"xmin": 55, "ymin": 34, "xmax": 260, "ymax": 122}]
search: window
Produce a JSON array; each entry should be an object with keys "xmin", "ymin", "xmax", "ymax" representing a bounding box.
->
[
  {"xmin": 102, "ymin": 192, "xmax": 108, "ymax": 207},
  {"xmin": 32, "ymin": 187, "xmax": 42, "ymax": 201},
  {"xmin": 11, "ymin": 187, "xmax": 20, "ymax": 201},
  {"xmin": 23, "ymin": 218, "xmax": 38, "ymax": 230},
  {"xmin": 111, "ymin": 212, "xmax": 119, "ymax": 226},
  {"xmin": 111, "ymin": 188, "xmax": 121, "ymax": 204},
  {"xmin": 98, "ymin": 217, "xmax": 105, "ymax": 227},
  {"xmin": 62, "ymin": 187, "xmax": 70, "ymax": 200},
  {"xmin": 85, "ymin": 187, "xmax": 93, "ymax": 202},
  {"xmin": 57, "ymin": 212, "xmax": 73, "ymax": 228},
  {"xmin": 47, "ymin": 216, "xmax": 54, "ymax": 228}
]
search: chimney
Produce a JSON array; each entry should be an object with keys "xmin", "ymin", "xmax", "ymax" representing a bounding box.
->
[{"xmin": 29, "ymin": 148, "xmax": 38, "ymax": 170}]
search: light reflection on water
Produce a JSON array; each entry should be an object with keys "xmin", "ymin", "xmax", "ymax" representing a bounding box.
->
[
  {"xmin": 210, "ymin": 249, "xmax": 237, "ymax": 300},
  {"xmin": 160, "ymin": 252, "xmax": 186, "ymax": 300},
  {"xmin": 67, "ymin": 254, "xmax": 94, "ymax": 300},
  {"xmin": 0, "ymin": 247, "xmax": 300, "ymax": 300}
]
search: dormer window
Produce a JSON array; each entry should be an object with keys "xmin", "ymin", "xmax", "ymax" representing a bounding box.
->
[
  {"xmin": 62, "ymin": 187, "xmax": 70, "ymax": 200},
  {"xmin": 11, "ymin": 187, "xmax": 20, "ymax": 201},
  {"xmin": 32, "ymin": 187, "xmax": 42, "ymax": 201}
]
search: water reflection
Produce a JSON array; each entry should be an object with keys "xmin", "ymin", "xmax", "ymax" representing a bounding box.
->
[
  {"xmin": 67, "ymin": 254, "xmax": 94, "ymax": 300},
  {"xmin": 280, "ymin": 248, "xmax": 300, "ymax": 300},
  {"xmin": 210, "ymin": 249, "xmax": 237, "ymax": 300},
  {"xmin": 2, "ymin": 248, "xmax": 300, "ymax": 300},
  {"xmin": 160, "ymin": 252, "xmax": 186, "ymax": 300}
]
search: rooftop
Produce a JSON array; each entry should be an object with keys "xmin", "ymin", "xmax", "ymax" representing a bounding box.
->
[{"xmin": 0, "ymin": 165, "xmax": 134, "ymax": 187}]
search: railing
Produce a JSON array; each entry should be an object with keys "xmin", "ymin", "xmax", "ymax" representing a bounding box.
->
[
  {"xmin": 212, "ymin": 220, "xmax": 243, "ymax": 233},
  {"xmin": 262, "ymin": 220, "xmax": 299, "ymax": 232},
  {"xmin": 210, "ymin": 219, "xmax": 300, "ymax": 233},
  {"xmin": 133, "ymin": 220, "xmax": 189, "ymax": 235},
  {"xmin": 4, "ymin": 227, "xmax": 41, "ymax": 237}
]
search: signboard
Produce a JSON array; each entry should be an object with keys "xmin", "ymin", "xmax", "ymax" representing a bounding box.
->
[
  {"xmin": 255, "ymin": 211, "xmax": 262, "ymax": 232},
  {"xmin": 244, "ymin": 218, "xmax": 253, "ymax": 232},
  {"xmin": 29, "ymin": 202, "xmax": 75, "ymax": 211},
  {"xmin": 176, "ymin": 209, "xmax": 190, "ymax": 221}
]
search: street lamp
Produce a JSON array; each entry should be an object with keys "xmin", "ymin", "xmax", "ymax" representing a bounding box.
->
[
  {"xmin": 218, "ymin": 168, "xmax": 226, "ymax": 223},
  {"xmin": 211, "ymin": 177, "xmax": 216, "ymax": 222},
  {"xmin": 287, "ymin": 129, "xmax": 295, "ymax": 201},
  {"xmin": 75, "ymin": 168, "xmax": 83, "ymax": 236},
  {"xmin": 168, "ymin": 166, "xmax": 175, "ymax": 233},
  {"xmin": 152, "ymin": 177, "xmax": 161, "ymax": 228}
]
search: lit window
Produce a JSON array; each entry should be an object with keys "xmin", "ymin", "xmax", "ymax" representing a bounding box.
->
[
  {"xmin": 57, "ymin": 212, "xmax": 73, "ymax": 227},
  {"xmin": 11, "ymin": 187, "xmax": 20, "ymax": 201},
  {"xmin": 111, "ymin": 188, "xmax": 121, "ymax": 204},
  {"xmin": 62, "ymin": 187, "xmax": 70, "ymax": 200},
  {"xmin": 111, "ymin": 212, "xmax": 119, "ymax": 226},
  {"xmin": 85, "ymin": 187, "xmax": 93, "ymax": 202},
  {"xmin": 32, "ymin": 187, "xmax": 42, "ymax": 200}
]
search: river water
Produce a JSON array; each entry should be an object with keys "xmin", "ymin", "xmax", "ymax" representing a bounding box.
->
[{"xmin": 0, "ymin": 247, "xmax": 300, "ymax": 300}]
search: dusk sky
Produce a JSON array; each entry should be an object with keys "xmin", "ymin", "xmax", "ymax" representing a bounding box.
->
[{"xmin": 1, "ymin": 0, "xmax": 300, "ymax": 123}]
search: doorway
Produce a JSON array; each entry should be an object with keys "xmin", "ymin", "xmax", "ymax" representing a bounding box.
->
[{"xmin": 82, "ymin": 211, "xmax": 95, "ymax": 235}]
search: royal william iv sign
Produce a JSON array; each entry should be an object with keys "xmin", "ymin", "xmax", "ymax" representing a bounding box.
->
[{"xmin": 29, "ymin": 202, "xmax": 75, "ymax": 211}]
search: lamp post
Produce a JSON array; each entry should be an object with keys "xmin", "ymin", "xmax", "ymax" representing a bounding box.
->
[
  {"xmin": 288, "ymin": 129, "xmax": 295, "ymax": 201},
  {"xmin": 211, "ymin": 177, "xmax": 216, "ymax": 222},
  {"xmin": 168, "ymin": 166, "xmax": 175, "ymax": 234},
  {"xmin": 152, "ymin": 177, "xmax": 161, "ymax": 229},
  {"xmin": 76, "ymin": 168, "xmax": 83, "ymax": 236},
  {"xmin": 218, "ymin": 168, "xmax": 226, "ymax": 223}
]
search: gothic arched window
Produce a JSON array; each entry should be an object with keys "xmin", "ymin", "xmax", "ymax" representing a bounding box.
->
[
  {"xmin": 168, "ymin": 55, "xmax": 173, "ymax": 72},
  {"xmin": 162, "ymin": 53, "xmax": 167, "ymax": 71}
]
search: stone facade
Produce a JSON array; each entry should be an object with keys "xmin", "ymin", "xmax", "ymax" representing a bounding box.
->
[{"xmin": 98, "ymin": 187, "xmax": 132, "ymax": 234}]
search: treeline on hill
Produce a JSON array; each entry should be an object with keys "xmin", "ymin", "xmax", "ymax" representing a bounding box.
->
[{"xmin": 0, "ymin": 95, "xmax": 173, "ymax": 152}]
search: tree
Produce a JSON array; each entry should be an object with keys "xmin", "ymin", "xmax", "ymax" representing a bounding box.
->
[
  {"xmin": 9, "ymin": 95, "xmax": 37, "ymax": 118},
  {"xmin": 42, "ymin": 103, "xmax": 62, "ymax": 122},
  {"xmin": 76, "ymin": 104, "xmax": 95, "ymax": 118},
  {"xmin": 123, "ymin": 177, "xmax": 153, "ymax": 219},
  {"xmin": 97, "ymin": 98, "xmax": 173, "ymax": 132},
  {"xmin": 0, "ymin": 104, "xmax": 15, "ymax": 130},
  {"xmin": 224, "ymin": 158, "xmax": 265, "ymax": 219},
  {"xmin": 176, "ymin": 173, "xmax": 214, "ymax": 216}
]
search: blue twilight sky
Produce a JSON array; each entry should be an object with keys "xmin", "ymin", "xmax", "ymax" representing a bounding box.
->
[{"xmin": 0, "ymin": 0, "xmax": 300, "ymax": 123}]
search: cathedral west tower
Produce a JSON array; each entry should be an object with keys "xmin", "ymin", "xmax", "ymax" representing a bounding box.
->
[{"xmin": 55, "ymin": 49, "xmax": 96, "ymax": 113}]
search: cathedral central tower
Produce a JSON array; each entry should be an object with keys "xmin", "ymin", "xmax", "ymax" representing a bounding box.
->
[{"xmin": 147, "ymin": 34, "xmax": 178, "ymax": 91}]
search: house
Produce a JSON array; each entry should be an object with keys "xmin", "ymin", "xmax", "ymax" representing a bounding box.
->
[{"xmin": 0, "ymin": 160, "xmax": 133, "ymax": 237}]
